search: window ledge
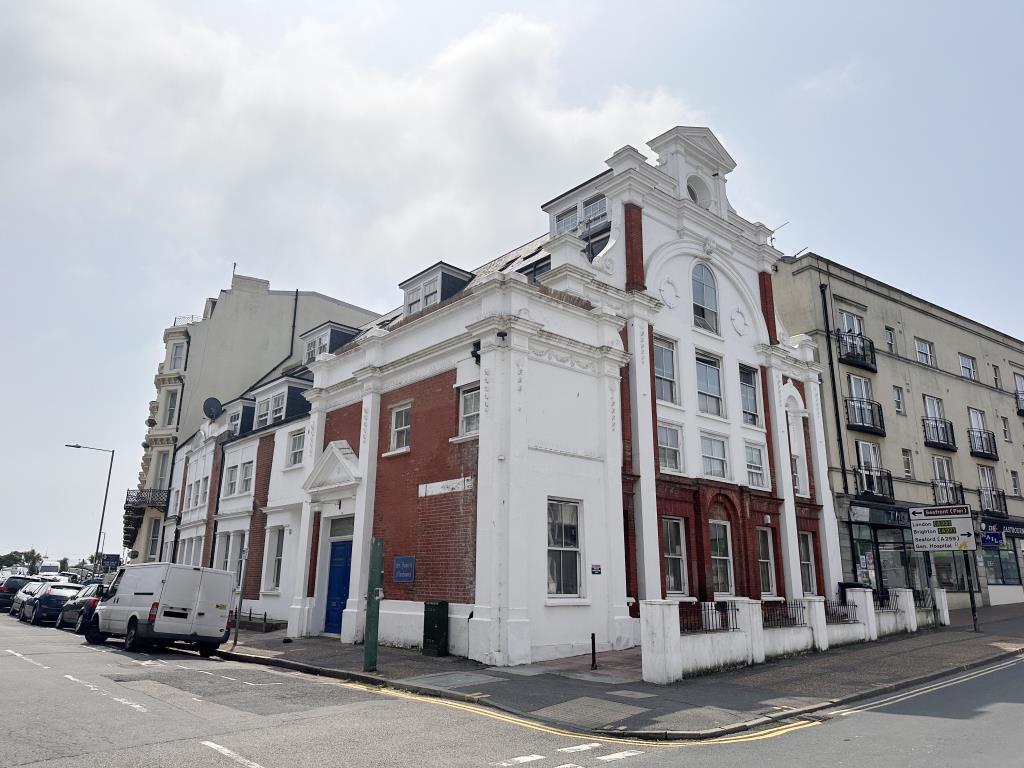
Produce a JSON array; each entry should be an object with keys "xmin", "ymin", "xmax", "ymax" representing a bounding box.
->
[
  {"xmin": 660, "ymin": 468, "xmax": 688, "ymax": 478},
  {"xmin": 696, "ymin": 411, "xmax": 731, "ymax": 425},
  {"xmin": 381, "ymin": 446, "xmax": 411, "ymax": 458},
  {"xmin": 667, "ymin": 594, "xmax": 696, "ymax": 603},
  {"xmin": 761, "ymin": 595, "xmax": 784, "ymax": 602},
  {"xmin": 449, "ymin": 433, "xmax": 479, "ymax": 445},
  {"xmin": 545, "ymin": 597, "xmax": 590, "ymax": 607},
  {"xmin": 260, "ymin": 589, "xmax": 281, "ymax": 596},
  {"xmin": 740, "ymin": 423, "xmax": 767, "ymax": 434},
  {"xmin": 692, "ymin": 325, "xmax": 725, "ymax": 343},
  {"xmin": 282, "ymin": 463, "xmax": 304, "ymax": 472}
]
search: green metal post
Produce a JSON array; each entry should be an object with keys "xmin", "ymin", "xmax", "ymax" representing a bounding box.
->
[{"xmin": 363, "ymin": 537, "xmax": 384, "ymax": 672}]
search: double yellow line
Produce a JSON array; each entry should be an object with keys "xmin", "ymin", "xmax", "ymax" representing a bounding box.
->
[{"xmin": 326, "ymin": 678, "xmax": 818, "ymax": 747}]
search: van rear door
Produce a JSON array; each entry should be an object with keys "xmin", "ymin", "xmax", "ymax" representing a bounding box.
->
[
  {"xmin": 192, "ymin": 569, "xmax": 232, "ymax": 641},
  {"xmin": 153, "ymin": 566, "xmax": 202, "ymax": 636}
]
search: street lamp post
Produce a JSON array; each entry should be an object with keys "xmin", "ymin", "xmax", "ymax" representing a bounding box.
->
[{"xmin": 65, "ymin": 444, "xmax": 115, "ymax": 580}]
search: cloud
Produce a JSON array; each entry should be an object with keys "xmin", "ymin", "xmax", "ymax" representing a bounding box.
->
[
  {"xmin": 797, "ymin": 59, "xmax": 863, "ymax": 101},
  {"xmin": 0, "ymin": 4, "xmax": 696, "ymax": 311}
]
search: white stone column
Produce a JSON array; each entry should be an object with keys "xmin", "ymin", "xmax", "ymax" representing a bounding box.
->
[
  {"xmin": 730, "ymin": 597, "xmax": 765, "ymax": 664},
  {"xmin": 287, "ymin": 499, "xmax": 318, "ymax": 637},
  {"xmin": 625, "ymin": 316, "xmax": 661, "ymax": 600},
  {"xmin": 892, "ymin": 587, "xmax": 918, "ymax": 633},
  {"xmin": 804, "ymin": 376, "xmax": 843, "ymax": 598},
  {"xmin": 340, "ymin": 384, "xmax": 381, "ymax": 643},
  {"xmin": 800, "ymin": 595, "xmax": 829, "ymax": 651},
  {"xmin": 766, "ymin": 366, "xmax": 803, "ymax": 600},
  {"xmin": 845, "ymin": 587, "xmax": 877, "ymax": 641},
  {"xmin": 640, "ymin": 600, "xmax": 681, "ymax": 684},
  {"xmin": 932, "ymin": 587, "xmax": 950, "ymax": 625}
]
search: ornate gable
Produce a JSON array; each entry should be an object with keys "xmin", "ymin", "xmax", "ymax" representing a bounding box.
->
[{"xmin": 303, "ymin": 440, "xmax": 361, "ymax": 500}]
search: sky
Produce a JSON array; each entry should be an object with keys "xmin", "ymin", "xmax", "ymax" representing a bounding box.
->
[{"xmin": 2, "ymin": 1, "xmax": 1022, "ymax": 560}]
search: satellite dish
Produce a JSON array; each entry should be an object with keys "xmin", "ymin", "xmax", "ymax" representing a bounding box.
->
[{"xmin": 203, "ymin": 397, "xmax": 223, "ymax": 420}]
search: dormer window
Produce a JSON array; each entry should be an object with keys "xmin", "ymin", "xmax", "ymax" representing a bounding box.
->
[
  {"xmin": 255, "ymin": 393, "xmax": 287, "ymax": 427},
  {"xmin": 581, "ymin": 196, "xmax": 607, "ymax": 230},
  {"xmin": 423, "ymin": 279, "xmax": 439, "ymax": 308},
  {"xmin": 256, "ymin": 399, "xmax": 270, "ymax": 428},
  {"xmin": 555, "ymin": 208, "xmax": 578, "ymax": 235},
  {"xmin": 407, "ymin": 287, "xmax": 421, "ymax": 315},
  {"xmin": 304, "ymin": 332, "xmax": 329, "ymax": 364},
  {"xmin": 228, "ymin": 411, "xmax": 241, "ymax": 436},
  {"xmin": 271, "ymin": 393, "xmax": 286, "ymax": 422}
]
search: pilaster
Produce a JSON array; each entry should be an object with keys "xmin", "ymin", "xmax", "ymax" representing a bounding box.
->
[{"xmin": 766, "ymin": 366, "xmax": 803, "ymax": 599}]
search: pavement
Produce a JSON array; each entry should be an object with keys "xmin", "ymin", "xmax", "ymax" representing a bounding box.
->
[
  {"xmin": 220, "ymin": 603, "xmax": 1024, "ymax": 737},
  {"xmin": 3, "ymin": 614, "xmax": 1024, "ymax": 767}
]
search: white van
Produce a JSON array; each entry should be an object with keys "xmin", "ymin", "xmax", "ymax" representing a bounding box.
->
[{"xmin": 86, "ymin": 563, "xmax": 234, "ymax": 656}]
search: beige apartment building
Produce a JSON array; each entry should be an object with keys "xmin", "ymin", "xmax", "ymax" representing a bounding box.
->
[{"xmin": 774, "ymin": 253, "xmax": 1024, "ymax": 609}]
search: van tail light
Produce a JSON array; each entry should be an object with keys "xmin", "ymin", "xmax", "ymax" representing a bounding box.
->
[
  {"xmin": 89, "ymin": 598, "xmax": 98, "ymax": 608},
  {"xmin": 227, "ymin": 610, "xmax": 235, "ymax": 630},
  {"xmin": 148, "ymin": 602, "xmax": 159, "ymax": 623}
]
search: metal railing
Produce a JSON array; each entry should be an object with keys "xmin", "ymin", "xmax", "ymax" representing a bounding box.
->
[
  {"xmin": 845, "ymin": 398, "xmax": 886, "ymax": 435},
  {"xmin": 836, "ymin": 332, "xmax": 877, "ymax": 371},
  {"xmin": 678, "ymin": 601, "xmax": 739, "ymax": 633},
  {"xmin": 824, "ymin": 599, "xmax": 858, "ymax": 624},
  {"xmin": 173, "ymin": 314, "xmax": 202, "ymax": 326},
  {"xmin": 932, "ymin": 479, "xmax": 965, "ymax": 505},
  {"xmin": 124, "ymin": 488, "xmax": 171, "ymax": 510},
  {"xmin": 968, "ymin": 428, "xmax": 998, "ymax": 460},
  {"xmin": 913, "ymin": 589, "xmax": 934, "ymax": 610},
  {"xmin": 761, "ymin": 601, "xmax": 807, "ymax": 629},
  {"xmin": 922, "ymin": 418, "xmax": 957, "ymax": 450},
  {"xmin": 873, "ymin": 591, "xmax": 899, "ymax": 612},
  {"xmin": 854, "ymin": 467, "xmax": 895, "ymax": 502},
  {"xmin": 979, "ymin": 487, "xmax": 1008, "ymax": 516}
]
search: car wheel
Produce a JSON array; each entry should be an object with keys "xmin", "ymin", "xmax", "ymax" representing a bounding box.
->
[
  {"xmin": 74, "ymin": 613, "xmax": 86, "ymax": 635},
  {"xmin": 84, "ymin": 618, "xmax": 107, "ymax": 645},
  {"xmin": 198, "ymin": 643, "xmax": 217, "ymax": 658},
  {"xmin": 30, "ymin": 606, "xmax": 42, "ymax": 626},
  {"xmin": 124, "ymin": 619, "xmax": 142, "ymax": 652},
  {"xmin": 55, "ymin": 612, "xmax": 65, "ymax": 630},
  {"xmin": 18, "ymin": 606, "xmax": 27, "ymax": 622}
]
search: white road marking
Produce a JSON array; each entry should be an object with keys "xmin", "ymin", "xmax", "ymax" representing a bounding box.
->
[
  {"xmin": 199, "ymin": 670, "xmax": 215, "ymax": 676},
  {"xmin": 491, "ymin": 756, "xmax": 546, "ymax": 766},
  {"xmin": 201, "ymin": 741, "xmax": 266, "ymax": 768},
  {"xmin": 241, "ymin": 680, "xmax": 284, "ymax": 686},
  {"xmin": 221, "ymin": 675, "xmax": 237, "ymax": 680},
  {"xmin": 554, "ymin": 764, "xmax": 585, "ymax": 768},
  {"xmin": 64, "ymin": 675, "xmax": 148, "ymax": 713},
  {"xmin": 596, "ymin": 751, "xmax": 644, "ymax": 761},
  {"xmin": 5, "ymin": 649, "xmax": 51, "ymax": 669},
  {"xmin": 557, "ymin": 743, "xmax": 603, "ymax": 753}
]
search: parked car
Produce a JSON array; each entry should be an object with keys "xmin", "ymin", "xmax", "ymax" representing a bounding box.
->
[
  {"xmin": 0, "ymin": 575, "xmax": 40, "ymax": 613},
  {"xmin": 21, "ymin": 583, "xmax": 82, "ymax": 624},
  {"xmin": 9, "ymin": 581, "xmax": 46, "ymax": 616},
  {"xmin": 56, "ymin": 583, "xmax": 101, "ymax": 633},
  {"xmin": 87, "ymin": 563, "xmax": 234, "ymax": 655}
]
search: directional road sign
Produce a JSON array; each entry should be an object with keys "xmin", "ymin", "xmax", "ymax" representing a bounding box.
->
[{"xmin": 909, "ymin": 505, "xmax": 976, "ymax": 552}]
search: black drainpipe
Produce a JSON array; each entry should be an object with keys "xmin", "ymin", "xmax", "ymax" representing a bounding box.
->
[{"xmin": 820, "ymin": 281, "xmax": 857, "ymax": 581}]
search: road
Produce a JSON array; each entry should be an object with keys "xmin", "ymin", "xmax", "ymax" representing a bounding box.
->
[{"xmin": 1, "ymin": 616, "xmax": 1021, "ymax": 767}]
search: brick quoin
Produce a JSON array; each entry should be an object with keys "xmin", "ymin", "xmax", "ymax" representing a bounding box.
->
[
  {"xmin": 243, "ymin": 433, "xmax": 275, "ymax": 600},
  {"xmin": 758, "ymin": 271, "xmax": 779, "ymax": 345},
  {"xmin": 624, "ymin": 203, "xmax": 646, "ymax": 293},
  {"xmin": 201, "ymin": 444, "xmax": 224, "ymax": 566},
  {"xmin": 372, "ymin": 369, "xmax": 478, "ymax": 603}
]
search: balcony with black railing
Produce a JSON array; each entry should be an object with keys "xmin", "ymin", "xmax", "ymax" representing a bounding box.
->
[
  {"xmin": 967, "ymin": 428, "xmax": 998, "ymax": 460},
  {"xmin": 836, "ymin": 332, "xmax": 877, "ymax": 372},
  {"xmin": 1017, "ymin": 391, "xmax": 1024, "ymax": 418},
  {"xmin": 932, "ymin": 479, "xmax": 965, "ymax": 506},
  {"xmin": 124, "ymin": 488, "xmax": 171, "ymax": 511},
  {"xmin": 922, "ymin": 418, "xmax": 957, "ymax": 451},
  {"xmin": 845, "ymin": 398, "xmax": 886, "ymax": 436},
  {"xmin": 979, "ymin": 487, "xmax": 1008, "ymax": 517},
  {"xmin": 855, "ymin": 467, "xmax": 895, "ymax": 502}
]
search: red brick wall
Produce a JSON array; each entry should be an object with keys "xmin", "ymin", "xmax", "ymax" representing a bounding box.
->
[
  {"xmin": 619, "ymin": 329, "xmax": 633, "ymax": 475},
  {"xmin": 760, "ymin": 368, "xmax": 778, "ymax": 495},
  {"xmin": 306, "ymin": 508, "xmax": 321, "ymax": 598},
  {"xmin": 759, "ymin": 271, "xmax": 779, "ymax": 345},
  {"xmin": 624, "ymin": 203, "xmax": 646, "ymax": 293},
  {"xmin": 323, "ymin": 401, "xmax": 362, "ymax": 453},
  {"xmin": 243, "ymin": 433, "xmax": 275, "ymax": 600},
  {"xmin": 201, "ymin": 445, "xmax": 224, "ymax": 566},
  {"xmin": 372, "ymin": 370, "xmax": 478, "ymax": 603}
]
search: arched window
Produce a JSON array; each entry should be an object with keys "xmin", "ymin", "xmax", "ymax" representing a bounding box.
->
[{"xmin": 692, "ymin": 263, "xmax": 719, "ymax": 333}]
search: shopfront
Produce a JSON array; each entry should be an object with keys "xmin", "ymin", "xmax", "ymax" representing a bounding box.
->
[
  {"xmin": 980, "ymin": 517, "xmax": 1024, "ymax": 605},
  {"xmin": 847, "ymin": 505, "xmax": 931, "ymax": 593}
]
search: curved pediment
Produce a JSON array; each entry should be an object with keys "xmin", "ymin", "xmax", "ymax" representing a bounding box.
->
[{"xmin": 303, "ymin": 440, "xmax": 361, "ymax": 500}]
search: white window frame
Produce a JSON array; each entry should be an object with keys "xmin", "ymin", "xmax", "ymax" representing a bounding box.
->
[
  {"xmin": 653, "ymin": 336, "xmax": 677, "ymax": 404},
  {"xmin": 701, "ymin": 433, "xmax": 728, "ymax": 479},
  {"xmin": 226, "ymin": 465, "xmax": 238, "ymax": 496},
  {"xmin": 884, "ymin": 326, "xmax": 896, "ymax": 353},
  {"xmin": 264, "ymin": 527, "xmax": 284, "ymax": 591},
  {"xmin": 555, "ymin": 207, "xmax": 578, "ymax": 235},
  {"xmin": 959, "ymin": 353, "xmax": 978, "ymax": 380},
  {"xmin": 893, "ymin": 385, "xmax": 905, "ymax": 415},
  {"xmin": 459, "ymin": 386, "xmax": 480, "ymax": 436},
  {"xmin": 901, "ymin": 448, "xmax": 914, "ymax": 479},
  {"xmin": 1012, "ymin": 471, "xmax": 1021, "ymax": 497},
  {"xmin": 993, "ymin": 365, "xmax": 1002, "ymax": 389},
  {"xmin": 406, "ymin": 287, "xmax": 422, "ymax": 315},
  {"xmin": 423, "ymin": 278, "xmax": 439, "ymax": 308},
  {"xmin": 915, "ymin": 338, "xmax": 935, "ymax": 366},
  {"xmin": 219, "ymin": 534, "xmax": 231, "ymax": 571},
  {"xmin": 547, "ymin": 499, "xmax": 582, "ymax": 598},
  {"xmin": 581, "ymin": 195, "xmax": 607, "ymax": 229},
  {"xmin": 658, "ymin": 422, "xmax": 682, "ymax": 472},
  {"xmin": 200, "ymin": 476, "xmax": 209, "ymax": 505},
  {"xmin": 739, "ymin": 365, "xmax": 760, "ymax": 426},
  {"xmin": 170, "ymin": 342, "xmax": 185, "ymax": 371},
  {"xmin": 662, "ymin": 517, "xmax": 688, "ymax": 595},
  {"xmin": 798, "ymin": 532, "xmax": 817, "ymax": 595},
  {"xmin": 240, "ymin": 461, "xmax": 253, "ymax": 493},
  {"xmin": 164, "ymin": 389, "xmax": 179, "ymax": 427},
  {"xmin": 1001, "ymin": 416, "xmax": 1011, "ymax": 442},
  {"xmin": 838, "ymin": 310, "xmax": 864, "ymax": 335},
  {"xmin": 147, "ymin": 518, "xmax": 161, "ymax": 561},
  {"xmin": 155, "ymin": 450, "xmax": 170, "ymax": 489},
  {"xmin": 709, "ymin": 520, "xmax": 734, "ymax": 597},
  {"xmin": 228, "ymin": 411, "xmax": 241, "ymax": 435},
  {"xmin": 270, "ymin": 392, "xmax": 286, "ymax": 423},
  {"xmin": 692, "ymin": 263, "xmax": 720, "ymax": 334},
  {"xmin": 305, "ymin": 338, "xmax": 317, "ymax": 364},
  {"xmin": 745, "ymin": 443, "xmax": 767, "ymax": 488},
  {"xmin": 696, "ymin": 353, "xmax": 724, "ymax": 416},
  {"xmin": 255, "ymin": 399, "xmax": 270, "ymax": 428},
  {"xmin": 390, "ymin": 404, "xmax": 412, "ymax": 451},
  {"xmin": 756, "ymin": 527, "xmax": 775, "ymax": 596},
  {"xmin": 288, "ymin": 430, "xmax": 305, "ymax": 466}
]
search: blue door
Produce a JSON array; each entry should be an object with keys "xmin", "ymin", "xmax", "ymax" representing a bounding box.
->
[{"xmin": 324, "ymin": 540, "xmax": 352, "ymax": 634}]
